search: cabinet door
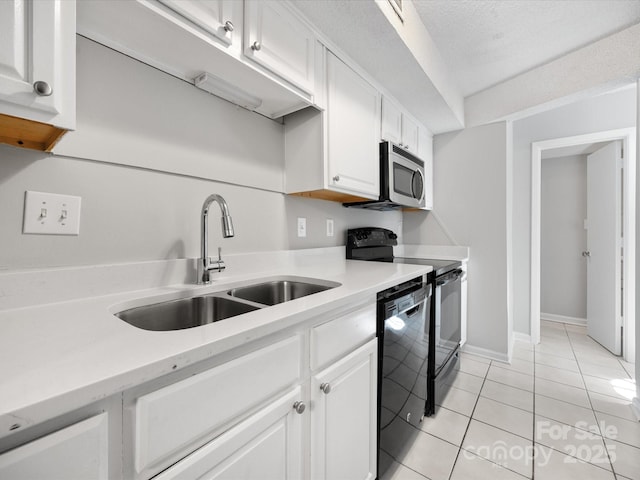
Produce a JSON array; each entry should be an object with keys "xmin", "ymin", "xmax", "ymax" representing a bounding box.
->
[
  {"xmin": 380, "ymin": 96, "xmax": 401, "ymax": 145},
  {"xmin": 154, "ymin": 387, "xmax": 304, "ymax": 480},
  {"xmin": 418, "ymin": 130, "xmax": 434, "ymax": 210},
  {"xmin": 0, "ymin": 0, "xmax": 74, "ymax": 128},
  {"xmin": 401, "ymin": 115, "xmax": 419, "ymax": 154},
  {"xmin": 244, "ymin": 1, "xmax": 315, "ymax": 95},
  {"xmin": 311, "ymin": 339, "xmax": 377, "ymax": 480},
  {"xmin": 0, "ymin": 413, "xmax": 109, "ymax": 480},
  {"xmin": 327, "ymin": 53, "xmax": 381, "ymax": 199},
  {"xmin": 157, "ymin": 0, "xmax": 237, "ymax": 49}
]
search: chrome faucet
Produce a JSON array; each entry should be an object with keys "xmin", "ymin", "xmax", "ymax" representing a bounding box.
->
[{"xmin": 197, "ymin": 194, "xmax": 234, "ymax": 284}]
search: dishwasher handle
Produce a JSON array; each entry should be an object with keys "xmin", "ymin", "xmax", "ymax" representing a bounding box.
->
[{"xmin": 436, "ymin": 269, "xmax": 465, "ymax": 287}]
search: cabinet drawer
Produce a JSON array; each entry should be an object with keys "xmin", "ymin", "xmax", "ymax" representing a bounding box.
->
[
  {"xmin": 134, "ymin": 335, "xmax": 302, "ymax": 474},
  {"xmin": 0, "ymin": 413, "xmax": 109, "ymax": 480},
  {"xmin": 311, "ymin": 304, "xmax": 376, "ymax": 370}
]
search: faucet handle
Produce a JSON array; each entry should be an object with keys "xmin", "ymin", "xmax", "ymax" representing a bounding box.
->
[{"xmin": 217, "ymin": 247, "xmax": 226, "ymax": 273}]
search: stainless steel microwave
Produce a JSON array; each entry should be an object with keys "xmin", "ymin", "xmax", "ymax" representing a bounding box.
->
[{"xmin": 344, "ymin": 141, "xmax": 425, "ymax": 210}]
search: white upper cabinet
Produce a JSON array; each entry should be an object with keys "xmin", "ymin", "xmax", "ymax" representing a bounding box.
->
[
  {"xmin": 0, "ymin": 0, "xmax": 75, "ymax": 150},
  {"xmin": 77, "ymin": 0, "xmax": 313, "ymax": 119},
  {"xmin": 326, "ymin": 53, "xmax": 380, "ymax": 198},
  {"xmin": 157, "ymin": 0, "xmax": 238, "ymax": 51},
  {"xmin": 284, "ymin": 50, "xmax": 381, "ymax": 202},
  {"xmin": 244, "ymin": 1, "xmax": 316, "ymax": 95},
  {"xmin": 381, "ymin": 96, "xmax": 418, "ymax": 154}
]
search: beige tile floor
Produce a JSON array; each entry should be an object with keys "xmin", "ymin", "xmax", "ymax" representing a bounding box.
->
[{"xmin": 380, "ymin": 321, "xmax": 639, "ymax": 480}]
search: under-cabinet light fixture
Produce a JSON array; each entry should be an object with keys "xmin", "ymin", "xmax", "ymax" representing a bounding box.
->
[{"xmin": 193, "ymin": 72, "xmax": 263, "ymax": 111}]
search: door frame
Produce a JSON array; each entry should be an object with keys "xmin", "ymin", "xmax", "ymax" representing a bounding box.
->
[{"xmin": 530, "ymin": 128, "xmax": 636, "ymax": 362}]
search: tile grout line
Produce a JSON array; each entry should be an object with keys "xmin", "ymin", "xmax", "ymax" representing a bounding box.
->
[
  {"xmin": 560, "ymin": 322, "xmax": 619, "ymax": 478},
  {"xmin": 446, "ymin": 358, "xmax": 491, "ymax": 480}
]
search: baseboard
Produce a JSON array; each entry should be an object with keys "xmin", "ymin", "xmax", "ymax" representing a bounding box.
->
[
  {"xmin": 513, "ymin": 332, "xmax": 532, "ymax": 344},
  {"xmin": 632, "ymin": 397, "xmax": 640, "ymax": 422},
  {"xmin": 461, "ymin": 343, "xmax": 509, "ymax": 363},
  {"xmin": 540, "ymin": 312, "xmax": 587, "ymax": 326}
]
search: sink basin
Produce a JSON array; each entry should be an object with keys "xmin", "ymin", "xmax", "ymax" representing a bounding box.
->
[
  {"xmin": 228, "ymin": 278, "xmax": 339, "ymax": 306},
  {"xmin": 115, "ymin": 295, "xmax": 260, "ymax": 331}
]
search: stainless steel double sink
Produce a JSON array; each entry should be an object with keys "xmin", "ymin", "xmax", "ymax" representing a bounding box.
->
[{"xmin": 115, "ymin": 276, "xmax": 340, "ymax": 331}]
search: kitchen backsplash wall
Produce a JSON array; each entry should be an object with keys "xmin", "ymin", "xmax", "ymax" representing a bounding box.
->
[{"xmin": 0, "ymin": 37, "xmax": 402, "ymax": 270}]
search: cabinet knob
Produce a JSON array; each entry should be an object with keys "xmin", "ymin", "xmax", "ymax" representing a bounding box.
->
[
  {"xmin": 333, "ymin": 175, "xmax": 340, "ymax": 182},
  {"xmin": 582, "ymin": 251, "xmax": 591, "ymax": 257},
  {"xmin": 251, "ymin": 41, "xmax": 262, "ymax": 51},
  {"xmin": 293, "ymin": 401, "xmax": 306, "ymax": 414},
  {"xmin": 223, "ymin": 20, "xmax": 234, "ymax": 32},
  {"xmin": 320, "ymin": 383, "xmax": 331, "ymax": 394},
  {"xmin": 33, "ymin": 81, "xmax": 52, "ymax": 97}
]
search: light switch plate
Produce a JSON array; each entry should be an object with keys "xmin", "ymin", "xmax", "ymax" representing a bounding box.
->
[
  {"xmin": 23, "ymin": 191, "xmax": 81, "ymax": 235},
  {"xmin": 326, "ymin": 219, "xmax": 334, "ymax": 237},
  {"xmin": 297, "ymin": 217, "xmax": 306, "ymax": 238}
]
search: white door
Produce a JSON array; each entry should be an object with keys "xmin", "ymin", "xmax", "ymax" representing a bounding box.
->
[
  {"xmin": 311, "ymin": 339, "xmax": 377, "ymax": 480},
  {"xmin": 586, "ymin": 141, "xmax": 623, "ymax": 354}
]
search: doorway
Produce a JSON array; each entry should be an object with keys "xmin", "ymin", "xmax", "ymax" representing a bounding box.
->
[{"xmin": 530, "ymin": 128, "xmax": 636, "ymax": 363}]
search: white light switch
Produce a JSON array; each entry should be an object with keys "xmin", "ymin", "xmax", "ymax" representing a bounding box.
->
[
  {"xmin": 297, "ymin": 217, "xmax": 306, "ymax": 238},
  {"xmin": 23, "ymin": 191, "xmax": 81, "ymax": 235}
]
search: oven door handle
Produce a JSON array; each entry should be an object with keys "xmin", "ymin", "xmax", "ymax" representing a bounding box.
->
[{"xmin": 436, "ymin": 269, "xmax": 464, "ymax": 287}]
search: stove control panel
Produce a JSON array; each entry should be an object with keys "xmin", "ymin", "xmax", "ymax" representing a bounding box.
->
[{"xmin": 347, "ymin": 227, "xmax": 398, "ymax": 248}]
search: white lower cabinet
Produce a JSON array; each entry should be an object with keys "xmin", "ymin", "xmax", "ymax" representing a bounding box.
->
[
  {"xmin": 311, "ymin": 339, "xmax": 377, "ymax": 480},
  {"xmin": 128, "ymin": 302, "xmax": 377, "ymax": 480},
  {"xmin": 127, "ymin": 335, "xmax": 303, "ymax": 479},
  {"xmin": 0, "ymin": 413, "xmax": 109, "ymax": 480},
  {"xmin": 154, "ymin": 387, "xmax": 304, "ymax": 480}
]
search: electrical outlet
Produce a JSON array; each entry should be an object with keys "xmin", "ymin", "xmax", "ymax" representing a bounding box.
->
[
  {"xmin": 23, "ymin": 191, "xmax": 81, "ymax": 235},
  {"xmin": 326, "ymin": 219, "xmax": 334, "ymax": 237},
  {"xmin": 297, "ymin": 217, "xmax": 306, "ymax": 238}
]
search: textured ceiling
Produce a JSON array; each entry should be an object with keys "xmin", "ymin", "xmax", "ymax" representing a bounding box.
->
[{"xmin": 413, "ymin": 0, "xmax": 640, "ymax": 97}]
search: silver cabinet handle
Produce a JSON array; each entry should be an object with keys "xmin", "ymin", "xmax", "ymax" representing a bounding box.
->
[
  {"xmin": 293, "ymin": 401, "xmax": 306, "ymax": 414},
  {"xmin": 251, "ymin": 41, "xmax": 261, "ymax": 51},
  {"xmin": 333, "ymin": 175, "xmax": 340, "ymax": 182},
  {"xmin": 223, "ymin": 20, "xmax": 234, "ymax": 32},
  {"xmin": 33, "ymin": 81, "xmax": 52, "ymax": 96},
  {"xmin": 320, "ymin": 383, "xmax": 331, "ymax": 394}
]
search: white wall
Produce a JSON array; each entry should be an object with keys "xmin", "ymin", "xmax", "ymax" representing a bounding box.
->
[
  {"xmin": 0, "ymin": 37, "xmax": 402, "ymax": 270},
  {"xmin": 403, "ymin": 122, "xmax": 511, "ymax": 359},
  {"xmin": 540, "ymin": 154, "xmax": 587, "ymax": 320},
  {"xmin": 512, "ymin": 87, "xmax": 637, "ymax": 335}
]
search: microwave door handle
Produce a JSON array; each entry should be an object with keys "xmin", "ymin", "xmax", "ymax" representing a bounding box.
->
[{"xmin": 411, "ymin": 169, "xmax": 425, "ymax": 201}]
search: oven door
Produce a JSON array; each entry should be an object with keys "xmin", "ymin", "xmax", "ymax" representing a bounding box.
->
[{"xmin": 433, "ymin": 268, "xmax": 464, "ymax": 375}]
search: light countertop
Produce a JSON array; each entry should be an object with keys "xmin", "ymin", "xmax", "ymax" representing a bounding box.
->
[{"xmin": 0, "ymin": 247, "xmax": 432, "ymax": 438}]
